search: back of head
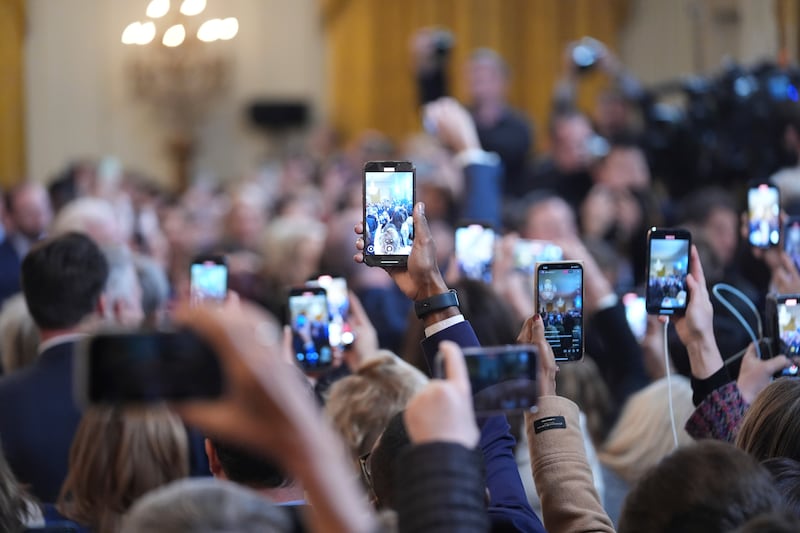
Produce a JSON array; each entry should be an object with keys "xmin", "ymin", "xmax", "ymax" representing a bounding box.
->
[
  {"xmin": 736, "ymin": 379, "xmax": 800, "ymax": 463},
  {"xmin": 452, "ymin": 279, "xmax": 519, "ymax": 346},
  {"xmin": 21, "ymin": 232, "xmax": 109, "ymax": 330},
  {"xmin": 326, "ymin": 351, "xmax": 427, "ymax": 460},
  {"xmin": 599, "ymin": 375, "xmax": 694, "ymax": 484},
  {"xmin": 210, "ymin": 439, "xmax": 290, "ymax": 491},
  {"xmin": 733, "ymin": 511, "xmax": 800, "ymax": 533},
  {"xmin": 58, "ymin": 406, "xmax": 189, "ymax": 533},
  {"xmin": 121, "ymin": 478, "xmax": 293, "ymax": 533},
  {"xmin": 762, "ymin": 457, "xmax": 800, "ymax": 518},
  {"xmin": 619, "ymin": 440, "xmax": 783, "ymax": 533},
  {"xmin": 369, "ymin": 411, "xmax": 411, "ymax": 510}
]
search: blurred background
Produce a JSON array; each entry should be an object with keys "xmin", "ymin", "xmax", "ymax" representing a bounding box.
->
[{"xmin": 0, "ymin": 0, "xmax": 798, "ymax": 190}]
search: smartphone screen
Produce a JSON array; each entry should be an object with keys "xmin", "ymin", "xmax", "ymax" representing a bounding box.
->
[
  {"xmin": 646, "ymin": 228, "xmax": 691, "ymax": 315},
  {"xmin": 435, "ymin": 345, "xmax": 538, "ymax": 415},
  {"xmin": 777, "ymin": 296, "xmax": 800, "ymax": 377},
  {"xmin": 455, "ymin": 223, "xmax": 495, "ymax": 283},
  {"xmin": 306, "ymin": 276, "xmax": 353, "ymax": 347},
  {"xmin": 77, "ymin": 329, "xmax": 224, "ymax": 405},
  {"xmin": 748, "ymin": 184, "xmax": 781, "ymax": 248},
  {"xmin": 513, "ymin": 240, "xmax": 564, "ymax": 273},
  {"xmin": 784, "ymin": 217, "xmax": 800, "ymax": 273},
  {"xmin": 288, "ymin": 287, "xmax": 332, "ymax": 370},
  {"xmin": 536, "ymin": 262, "xmax": 583, "ymax": 361},
  {"xmin": 190, "ymin": 256, "xmax": 228, "ymax": 304},
  {"xmin": 623, "ymin": 292, "xmax": 647, "ymax": 342},
  {"xmin": 363, "ymin": 161, "xmax": 415, "ymax": 267}
]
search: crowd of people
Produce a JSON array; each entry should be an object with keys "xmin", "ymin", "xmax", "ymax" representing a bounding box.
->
[{"xmin": 2, "ymin": 30, "xmax": 800, "ymax": 533}]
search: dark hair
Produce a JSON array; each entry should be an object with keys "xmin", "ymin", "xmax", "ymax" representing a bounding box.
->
[
  {"xmin": 678, "ymin": 187, "xmax": 737, "ymax": 226},
  {"xmin": 452, "ymin": 279, "xmax": 520, "ymax": 346},
  {"xmin": 763, "ymin": 458, "xmax": 800, "ymax": 518},
  {"xmin": 210, "ymin": 440, "xmax": 290, "ymax": 490},
  {"xmin": 21, "ymin": 232, "xmax": 109, "ymax": 329},
  {"xmin": 733, "ymin": 511, "xmax": 800, "ymax": 533},
  {"xmin": 619, "ymin": 440, "xmax": 784, "ymax": 533},
  {"xmin": 369, "ymin": 411, "xmax": 410, "ymax": 510}
]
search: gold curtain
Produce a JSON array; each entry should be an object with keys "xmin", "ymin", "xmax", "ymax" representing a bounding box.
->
[
  {"xmin": 323, "ymin": 0, "xmax": 628, "ymax": 151},
  {"xmin": 0, "ymin": 0, "xmax": 25, "ymax": 187}
]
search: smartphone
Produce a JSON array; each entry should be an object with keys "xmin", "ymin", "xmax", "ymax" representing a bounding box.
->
[
  {"xmin": 784, "ymin": 217, "xmax": 800, "ymax": 273},
  {"xmin": 434, "ymin": 345, "xmax": 538, "ymax": 415},
  {"xmin": 363, "ymin": 161, "xmax": 415, "ymax": 267},
  {"xmin": 306, "ymin": 275, "xmax": 354, "ymax": 347},
  {"xmin": 623, "ymin": 292, "xmax": 647, "ymax": 342},
  {"xmin": 645, "ymin": 228, "xmax": 691, "ymax": 316},
  {"xmin": 75, "ymin": 329, "xmax": 224, "ymax": 406},
  {"xmin": 513, "ymin": 240, "xmax": 563, "ymax": 273},
  {"xmin": 455, "ymin": 222, "xmax": 495, "ymax": 283},
  {"xmin": 288, "ymin": 287, "xmax": 333, "ymax": 371},
  {"xmin": 536, "ymin": 262, "xmax": 584, "ymax": 361},
  {"xmin": 747, "ymin": 183, "xmax": 781, "ymax": 248},
  {"xmin": 767, "ymin": 294, "xmax": 800, "ymax": 377},
  {"xmin": 190, "ymin": 255, "xmax": 228, "ymax": 304}
]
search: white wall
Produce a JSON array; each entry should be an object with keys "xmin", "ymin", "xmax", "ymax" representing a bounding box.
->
[{"xmin": 25, "ymin": 0, "xmax": 326, "ymax": 186}]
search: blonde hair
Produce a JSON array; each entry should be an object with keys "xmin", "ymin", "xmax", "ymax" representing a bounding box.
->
[
  {"xmin": 326, "ymin": 351, "xmax": 428, "ymax": 461},
  {"xmin": 736, "ymin": 379, "xmax": 800, "ymax": 462},
  {"xmin": 599, "ymin": 375, "xmax": 694, "ymax": 485},
  {"xmin": 0, "ymin": 294, "xmax": 40, "ymax": 374},
  {"xmin": 57, "ymin": 406, "xmax": 189, "ymax": 533},
  {"xmin": 260, "ymin": 216, "xmax": 327, "ymax": 287}
]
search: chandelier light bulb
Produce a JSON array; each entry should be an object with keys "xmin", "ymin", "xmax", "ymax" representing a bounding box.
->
[
  {"xmin": 121, "ymin": 22, "xmax": 141, "ymax": 45},
  {"xmin": 162, "ymin": 24, "xmax": 186, "ymax": 47},
  {"xmin": 218, "ymin": 17, "xmax": 239, "ymax": 40},
  {"xmin": 146, "ymin": 0, "xmax": 170, "ymax": 18},
  {"xmin": 180, "ymin": 0, "xmax": 206, "ymax": 16},
  {"xmin": 197, "ymin": 18, "xmax": 221, "ymax": 42},
  {"xmin": 138, "ymin": 21, "xmax": 157, "ymax": 45}
]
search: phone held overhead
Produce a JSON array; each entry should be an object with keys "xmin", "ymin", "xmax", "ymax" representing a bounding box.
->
[
  {"xmin": 362, "ymin": 161, "xmax": 415, "ymax": 267},
  {"xmin": 645, "ymin": 228, "xmax": 691, "ymax": 316}
]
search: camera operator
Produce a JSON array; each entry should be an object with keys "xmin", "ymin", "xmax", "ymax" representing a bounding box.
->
[{"xmin": 412, "ymin": 28, "xmax": 533, "ymax": 201}]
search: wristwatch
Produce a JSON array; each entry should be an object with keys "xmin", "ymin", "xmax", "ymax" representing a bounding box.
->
[{"xmin": 414, "ymin": 289, "xmax": 460, "ymax": 319}]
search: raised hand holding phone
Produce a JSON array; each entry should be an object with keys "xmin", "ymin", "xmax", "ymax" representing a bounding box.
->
[
  {"xmin": 404, "ymin": 340, "xmax": 479, "ymax": 448},
  {"xmin": 671, "ymin": 244, "xmax": 724, "ymax": 380}
]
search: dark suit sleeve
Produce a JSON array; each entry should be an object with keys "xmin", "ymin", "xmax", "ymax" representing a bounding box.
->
[
  {"xmin": 462, "ymin": 163, "xmax": 503, "ymax": 229},
  {"xmin": 420, "ymin": 320, "xmax": 546, "ymax": 533}
]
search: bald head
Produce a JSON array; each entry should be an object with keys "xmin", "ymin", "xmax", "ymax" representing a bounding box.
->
[{"xmin": 5, "ymin": 182, "xmax": 52, "ymax": 241}]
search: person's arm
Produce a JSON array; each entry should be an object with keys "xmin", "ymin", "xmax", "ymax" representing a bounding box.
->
[
  {"xmin": 173, "ymin": 302, "xmax": 377, "ymax": 533},
  {"xmin": 559, "ymin": 237, "xmax": 648, "ymax": 405},
  {"xmin": 424, "ymin": 97, "xmax": 502, "ymax": 228},
  {"xmin": 356, "ymin": 207, "xmax": 543, "ymax": 532},
  {"xmin": 519, "ymin": 315, "xmax": 614, "ymax": 533},
  {"xmin": 395, "ymin": 341, "xmax": 489, "ymax": 533}
]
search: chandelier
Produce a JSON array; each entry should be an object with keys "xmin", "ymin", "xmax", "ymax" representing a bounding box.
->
[{"xmin": 120, "ymin": 0, "xmax": 239, "ymax": 189}]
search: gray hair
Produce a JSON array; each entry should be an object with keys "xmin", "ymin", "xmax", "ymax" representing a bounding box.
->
[
  {"xmin": 101, "ymin": 245, "xmax": 142, "ymax": 323},
  {"xmin": 121, "ymin": 478, "xmax": 294, "ymax": 533}
]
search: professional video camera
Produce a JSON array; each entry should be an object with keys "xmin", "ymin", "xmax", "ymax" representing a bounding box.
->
[{"xmin": 640, "ymin": 60, "xmax": 800, "ymax": 198}]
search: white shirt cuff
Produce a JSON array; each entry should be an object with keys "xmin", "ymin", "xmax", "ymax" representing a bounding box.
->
[
  {"xmin": 424, "ymin": 314, "xmax": 466, "ymax": 338},
  {"xmin": 454, "ymin": 149, "xmax": 500, "ymax": 168}
]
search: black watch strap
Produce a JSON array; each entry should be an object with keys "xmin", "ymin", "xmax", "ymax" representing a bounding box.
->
[{"xmin": 415, "ymin": 289, "xmax": 460, "ymax": 319}]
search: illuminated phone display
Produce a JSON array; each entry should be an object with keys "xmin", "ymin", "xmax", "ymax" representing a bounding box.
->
[{"xmin": 536, "ymin": 262, "xmax": 584, "ymax": 361}]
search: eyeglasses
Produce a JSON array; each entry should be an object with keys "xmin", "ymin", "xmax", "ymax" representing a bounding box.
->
[{"xmin": 359, "ymin": 451, "xmax": 373, "ymax": 491}]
